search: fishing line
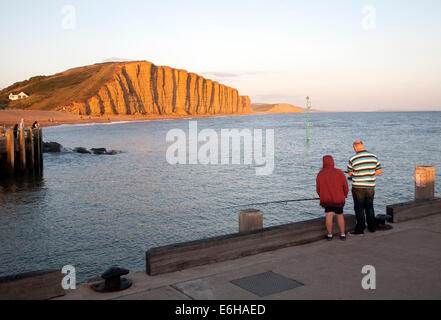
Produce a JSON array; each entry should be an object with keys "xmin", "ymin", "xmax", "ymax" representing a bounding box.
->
[{"xmin": 222, "ymin": 197, "xmax": 320, "ymax": 210}]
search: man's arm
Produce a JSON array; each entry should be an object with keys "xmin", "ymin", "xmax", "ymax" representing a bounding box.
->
[
  {"xmin": 375, "ymin": 159, "xmax": 382, "ymax": 175},
  {"xmin": 347, "ymin": 160, "xmax": 354, "ymax": 176}
]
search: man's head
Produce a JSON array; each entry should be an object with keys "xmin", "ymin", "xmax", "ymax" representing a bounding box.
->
[{"xmin": 353, "ymin": 140, "xmax": 365, "ymax": 152}]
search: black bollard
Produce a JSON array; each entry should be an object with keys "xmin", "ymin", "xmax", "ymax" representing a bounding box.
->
[
  {"xmin": 90, "ymin": 267, "xmax": 132, "ymax": 293},
  {"xmin": 375, "ymin": 214, "xmax": 393, "ymax": 231}
]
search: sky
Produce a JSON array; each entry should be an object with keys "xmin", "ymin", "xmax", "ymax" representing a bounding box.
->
[{"xmin": 1, "ymin": 0, "xmax": 440, "ymax": 111}]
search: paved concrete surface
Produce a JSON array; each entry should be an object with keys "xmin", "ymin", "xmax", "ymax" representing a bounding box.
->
[{"xmin": 56, "ymin": 213, "xmax": 441, "ymax": 300}]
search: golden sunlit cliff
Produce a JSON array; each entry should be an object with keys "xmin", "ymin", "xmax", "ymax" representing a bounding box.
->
[{"xmin": 1, "ymin": 61, "xmax": 252, "ymax": 116}]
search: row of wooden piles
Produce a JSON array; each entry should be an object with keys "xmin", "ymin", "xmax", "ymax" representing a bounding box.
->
[{"xmin": 0, "ymin": 126, "xmax": 43, "ymax": 178}]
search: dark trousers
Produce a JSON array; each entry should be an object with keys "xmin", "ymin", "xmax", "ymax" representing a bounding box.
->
[{"xmin": 352, "ymin": 187, "xmax": 376, "ymax": 233}]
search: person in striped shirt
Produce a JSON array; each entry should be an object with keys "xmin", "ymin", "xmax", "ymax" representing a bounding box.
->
[{"xmin": 347, "ymin": 140, "xmax": 382, "ymax": 234}]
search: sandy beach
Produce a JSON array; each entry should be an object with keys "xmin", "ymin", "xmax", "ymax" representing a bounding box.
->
[{"xmin": 0, "ymin": 109, "xmax": 255, "ymax": 128}]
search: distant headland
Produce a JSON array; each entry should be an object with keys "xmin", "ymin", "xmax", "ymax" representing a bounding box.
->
[{"xmin": 252, "ymin": 103, "xmax": 304, "ymax": 114}]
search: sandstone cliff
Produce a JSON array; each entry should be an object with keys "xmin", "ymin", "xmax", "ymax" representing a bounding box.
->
[{"xmin": 1, "ymin": 61, "xmax": 252, "ymax": 116}]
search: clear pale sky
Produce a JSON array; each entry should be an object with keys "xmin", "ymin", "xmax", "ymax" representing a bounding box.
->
[{"xmin": 1, "ymin": 0, "xmax": 440, "ymax": 111}]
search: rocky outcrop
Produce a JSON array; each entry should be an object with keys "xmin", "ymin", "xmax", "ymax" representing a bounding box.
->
[
  {"xmin": 73, "ymin": 147, "xmax": 91, "ymax": 154},
  {"xmin": 60, "ymin": 61, "xmax": 252, "ymax": 116},
  {"xmin": 73, "ymin": 147, "xmax": 118, "ymax": 155},
  {"xmin": 43, "ymin": 142, "xmax": 62, "ymax": 153}
]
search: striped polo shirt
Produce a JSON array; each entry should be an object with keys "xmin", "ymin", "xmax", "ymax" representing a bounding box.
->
[{"xmin": 347, "ymin": 151, "xmax": 381, "ymax": 188}]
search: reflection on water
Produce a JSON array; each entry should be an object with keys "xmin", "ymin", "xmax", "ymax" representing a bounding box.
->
[
  {"xmin": 0, "ymin": 112, "xmax": 440, "ymax": 283},
  {"xmin": 0, "ymin": 176, "xmax": 45, "ymax": 193},
  {"xmin": 0, "ymin": 177, "xmax": 46, "ymax": 208}
]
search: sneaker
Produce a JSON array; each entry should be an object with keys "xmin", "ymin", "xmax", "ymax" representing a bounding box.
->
[
  {"xmin": 327, "ymin": 235, "xmax": 333, "ymax": 241},
  {"xmin": 349, "ymin": 231, "xmax": 364, "ymax": 236},
  {"xmin": 339, "ymin": 234, "xmax": 347, "ymax": 240}
]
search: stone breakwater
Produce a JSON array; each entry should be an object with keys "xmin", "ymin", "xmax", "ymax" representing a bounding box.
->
[{"xmin": 60, "ymin": 61, "xmax": 252, "ymax": 116}]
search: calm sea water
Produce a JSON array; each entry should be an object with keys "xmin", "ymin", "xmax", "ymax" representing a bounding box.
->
[{"xmin": 1, "ymin": 112, "xmax": 440, "ymax": 283}]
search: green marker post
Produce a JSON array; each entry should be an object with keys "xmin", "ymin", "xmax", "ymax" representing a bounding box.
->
[{"xmin": 306, "ymin": 96, "xmax": 312, "ymax": 141}]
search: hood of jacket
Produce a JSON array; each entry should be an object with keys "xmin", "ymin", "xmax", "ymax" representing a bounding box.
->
[{"xmin": 322, "ymin": 155, "xmax": 335, "ymax": 169}]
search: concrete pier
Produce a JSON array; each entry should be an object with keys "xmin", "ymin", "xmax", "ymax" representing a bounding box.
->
[{"xmin": 57, "ymin": 212, "xmax": 441, "ymax": 300}]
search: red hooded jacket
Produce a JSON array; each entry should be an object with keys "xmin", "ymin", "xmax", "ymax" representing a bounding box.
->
[{"xmin": 316, "ymin": 155, "xmax": 349, "ymax": 208}]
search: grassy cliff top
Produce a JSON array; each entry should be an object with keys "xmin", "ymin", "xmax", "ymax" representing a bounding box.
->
[{"xmin": 0, "ymin": 62, "xmax": 128, "ymax": 110}]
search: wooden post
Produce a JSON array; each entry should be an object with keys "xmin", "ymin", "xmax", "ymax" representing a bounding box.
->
[
  {"xmin": 33, "ymin": 128, "xmax": 41, "ymax": 175},
  {"xmin": 19, "ymin": 125, "xmax": 26, "ymax": 173},
  {"xmin": 26, "ymin": 128, "xmax": 35, "ymax": 172},
  {"xmin": 6, "ymin": 129, "xmax": 15, "ymax": 175},
  {"xmin": 39, "ymin": 128, "xmax": 43, "ymax": 174},
  {"xmin": 239, "ymin": 209, "xmax": 263, "ymax": 232},
  {"xmin": 415, "ymin": 166, "xmax": 435, "ymax": 200}
]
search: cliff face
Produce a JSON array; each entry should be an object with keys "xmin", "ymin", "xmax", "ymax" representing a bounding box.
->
[{"xmin": 60, "ymin": 61, "xmax": 252, "ymax": 116}]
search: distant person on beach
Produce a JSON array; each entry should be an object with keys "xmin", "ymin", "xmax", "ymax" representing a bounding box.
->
[
  {"xmin": 347, "ymin": 140, "xmax": 382, "ymax": 235},
  {"xmin": 316, "ymin": 155, "xmax": 349, "ymax": 241},
  {"xmin": 32, "ymin": 121, "xmax": 39, "ymax": 129}
]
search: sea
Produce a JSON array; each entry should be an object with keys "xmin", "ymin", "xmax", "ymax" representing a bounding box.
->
[{"xmin": 1, "ymin": 112, "xmax": 440, "ymax": 283}]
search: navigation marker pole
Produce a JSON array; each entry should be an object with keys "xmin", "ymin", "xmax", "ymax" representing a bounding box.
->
[{"xmin": 306, "ymin": 96, "xmax": 312, "ymax": 141}]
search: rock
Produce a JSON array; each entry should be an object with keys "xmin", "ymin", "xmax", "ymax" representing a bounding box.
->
[
  {"xmin": 72, "ymin": 147, "xmax": 118, "ymax": 155},
  {"xmin": 43, "ymin": 142, "xmax": 62, "ymax": 153},
  {"xmin": 91, "ymin": 148, "xmax": 107, "ymax": 155},
  {"xmin": 73, "ymin": 147, "xmax": 91, "ymax": 154}
]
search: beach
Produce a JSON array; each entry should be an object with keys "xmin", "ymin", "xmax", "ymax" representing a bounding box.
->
[{"xmin": 0, "ymin": 109, "xmax": 256, "ymax": 128}]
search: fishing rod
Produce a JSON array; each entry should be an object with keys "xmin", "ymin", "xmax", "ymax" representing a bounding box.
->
[
  {"xmin": 223, "ymin": 162, "xmax": 378, "ymax": 209},
  {"xmin": 223, "ymin": 197, "xmax": 320, "ymax": 209}
]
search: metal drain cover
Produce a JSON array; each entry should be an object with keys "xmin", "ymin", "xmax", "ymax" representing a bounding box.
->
[{"xmin": 230, "ymin": 271, "xmax": 303, "ymax": 297}]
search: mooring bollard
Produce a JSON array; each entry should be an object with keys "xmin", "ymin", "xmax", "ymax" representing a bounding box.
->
[
  {"xmin": 415, "ymin": 166, "xmax": 435, "ymax": 201},
  {"xmin": 90, "ymin": 267, "xmax": 132, "ymax": 293},
  {"xmin": 239, "ymin": 209, "xmax": 263, "ymax": 232}
]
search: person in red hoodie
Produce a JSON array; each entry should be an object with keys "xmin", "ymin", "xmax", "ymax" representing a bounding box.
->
[{"xmin": 316, "ymin": 155, "xmax": 349, "ymax": 240}]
